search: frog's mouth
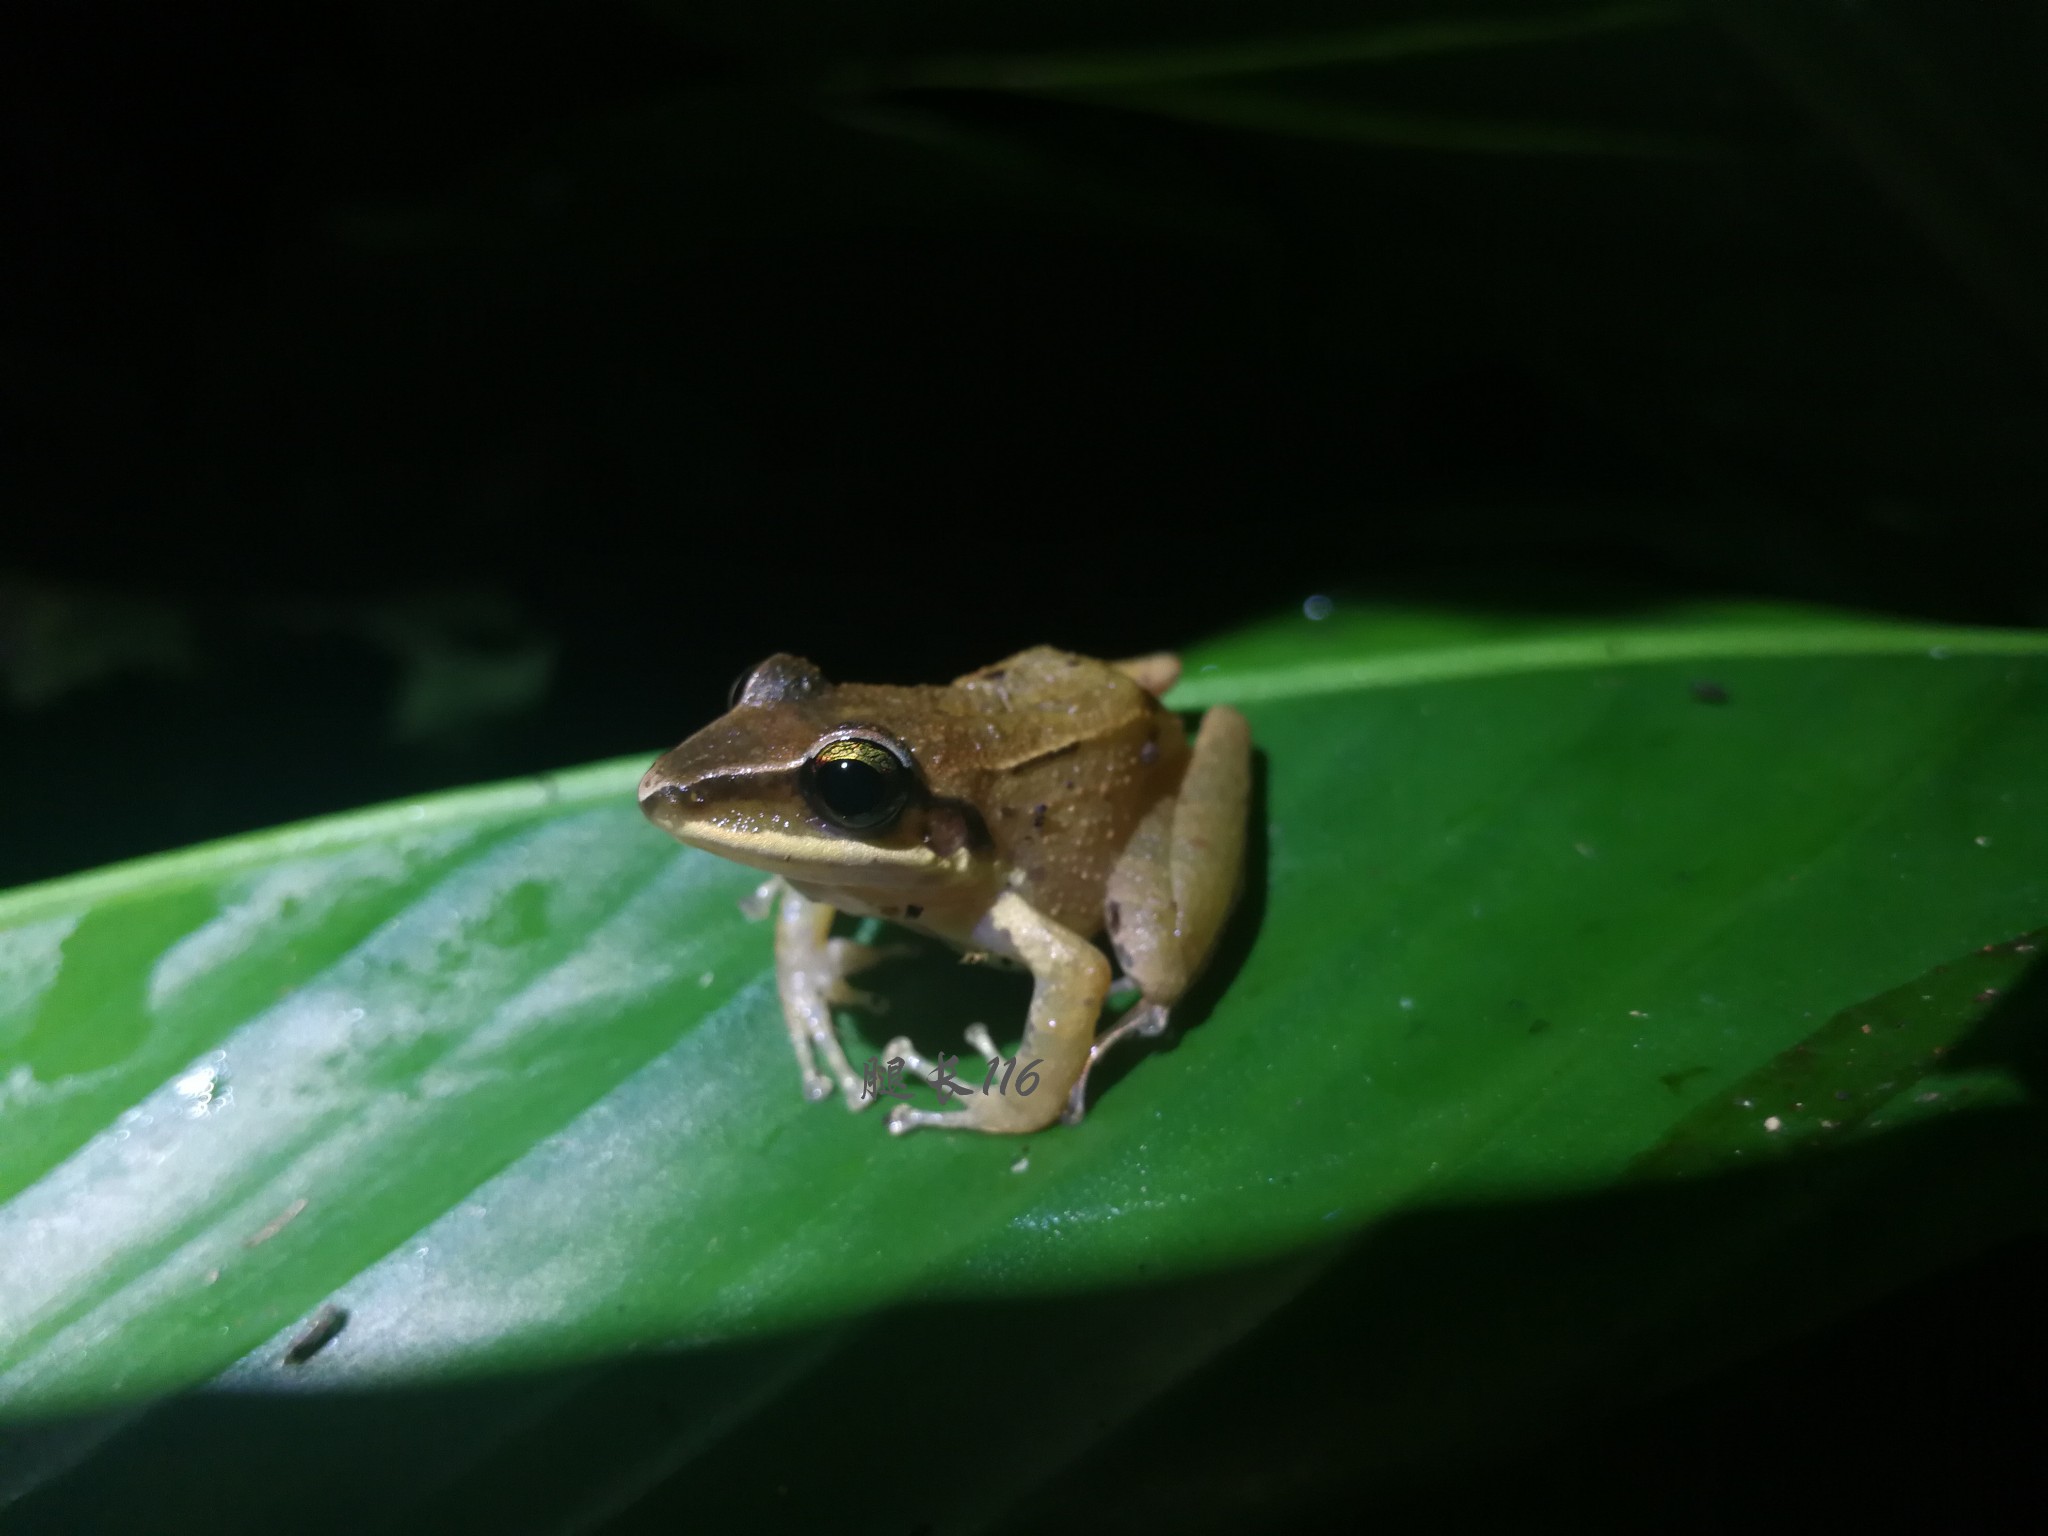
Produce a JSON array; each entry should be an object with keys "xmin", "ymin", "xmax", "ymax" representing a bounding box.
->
[{"xmin": 641, "ymin": 787, "xmax": 973, "ymax": 886}]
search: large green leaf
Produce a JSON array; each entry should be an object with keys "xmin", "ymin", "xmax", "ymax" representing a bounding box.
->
[{"xmin": 3, "ymin": 605, "xmax": 2046, "ymax": 1530}]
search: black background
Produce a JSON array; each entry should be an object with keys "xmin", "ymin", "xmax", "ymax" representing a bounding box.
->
[{"xmin": 4, "ymin": 1, "xmax": 2046, "ymax": 1528}]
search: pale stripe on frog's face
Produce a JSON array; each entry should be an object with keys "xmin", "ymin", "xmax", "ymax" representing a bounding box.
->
[{"xmin": 642, "ymin": 798, "xmax": 978, "ymax": 888}]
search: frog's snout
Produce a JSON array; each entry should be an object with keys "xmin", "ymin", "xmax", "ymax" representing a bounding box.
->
[{"xmin": 640, "ymin": 780, "xmax": 694, "ymax": 813}]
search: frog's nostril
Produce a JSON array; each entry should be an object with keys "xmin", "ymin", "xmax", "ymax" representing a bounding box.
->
[{"xmin": 640, "ymin": 781, "xmax": 709, "ymax": 815}]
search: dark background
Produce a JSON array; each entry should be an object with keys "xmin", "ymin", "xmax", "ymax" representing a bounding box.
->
[{"xmin": 4, "ymin": 1, "xmax": 2045, "ymax": 1527}]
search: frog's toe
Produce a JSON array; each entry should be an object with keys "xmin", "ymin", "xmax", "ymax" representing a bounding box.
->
[
  {"xmin": 814, "ymin": 1062, "xmax": 873, "ymax": 1112},
  {"xmin": 1061, "ymin": 1002, "xmax": 1171, "ymax": 1125},
  {"xmin": 834, "ymin": 1071, "xmax": 883, "ymax": 1112},
  {"xmin": 1131, "ymin": 1003, "xmax": 1172, "ymax": 1039},
  {"xmin": 738, "ymin": 875, "xmax": 786, "ymax": 921},
  {"xmin": 886, "ymin": 1097, "xmax": 1013, "ymax": 1134},
  {"xmin": 880, "ymin": 1033, "xmax": 999, "ymax": 1092},
  {"xmin": 890, "ymin": 1090, "xmax": 1056, "ymax": 1136},
  {"xmin": 886, "ymin": 1101, "xmax": 966, "ymax": 1135},
  {"xmin": 1060, "ymin": 1079, "xmax": 1088, "ymax": 1126},
  {"xmin": 879, "ymin": 1035, "xmax": 936, "ymax": 1080}
]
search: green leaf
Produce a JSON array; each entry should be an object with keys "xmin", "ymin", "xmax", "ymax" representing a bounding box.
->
[{"xmin": 3, "ymin": 605, "xmax": 2046, "ymax": 1529}]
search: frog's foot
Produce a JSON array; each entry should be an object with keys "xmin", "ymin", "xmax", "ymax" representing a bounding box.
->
[
  {"xmin": 887, "ymin": 1101, "xmax": 967, "ymax": 1134},
  {"xmin": 887, "ymin": 1091, "xmax": 1052, "ymax": 1136},
  {"xmin": 775, "ymin": 890, "xmax": 919, "ymax": 1112},
  {"xmin": 880, "ymin": 1023, "xmax": 1002, "ymax": 1090},
  {"xmin": 1061, "ymin": 1002, "xmax": 1170, "ymax": 1126},
  {"xmin": 888, "ymin": 1028, "xmax": 1064, "ymax": 1138},
  {"xmin": 806, "ymin": 938, "xmax": 917, "ymax": 1110}
]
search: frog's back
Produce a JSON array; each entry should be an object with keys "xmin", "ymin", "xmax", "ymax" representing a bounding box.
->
[{"xmin": 954, "ymin": 647, "xmax": 1190, "ymax": 937}]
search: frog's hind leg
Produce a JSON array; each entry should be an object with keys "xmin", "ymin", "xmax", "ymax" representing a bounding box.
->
[
  {"xmin": 1068, "ymin": 703, "xmax": 1252, "ymax": 1124},
  {"xmin": 774, "ymin": 887, "xmax": 911, "ymax": 1110}
]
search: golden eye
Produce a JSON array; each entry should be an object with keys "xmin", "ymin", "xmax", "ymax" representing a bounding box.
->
[{"xmin": 803, "ymin": 737, "xmax": 911, "ymax": 831}]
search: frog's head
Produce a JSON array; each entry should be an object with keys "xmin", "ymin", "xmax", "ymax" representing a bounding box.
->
[{"xmin": 638, "ymin": 654, "xmax": 989, "ymax": 891}]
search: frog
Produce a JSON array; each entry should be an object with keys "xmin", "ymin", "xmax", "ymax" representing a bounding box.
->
[{"xmin": 637, "ymin": 646, "xmax": 1251, "ymax": 1135}]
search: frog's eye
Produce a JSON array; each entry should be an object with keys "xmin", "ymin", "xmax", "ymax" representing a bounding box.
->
[{"xmin": 802, "ymin": 737, "xmax": 912, "ymax": 832}]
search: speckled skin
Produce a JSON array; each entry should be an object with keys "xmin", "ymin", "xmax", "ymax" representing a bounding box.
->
[{"xmin": 639, "ymin": 645, "xmax": 1249, "ymax": 1135}]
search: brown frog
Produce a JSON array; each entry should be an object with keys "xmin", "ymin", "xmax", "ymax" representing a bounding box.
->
[{"xmin": 638, "ymin": 647, "xmax": 1249, "ymax": 1135}]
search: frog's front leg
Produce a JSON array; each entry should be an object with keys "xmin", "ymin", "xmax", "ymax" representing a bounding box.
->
[
  {"xmin": 1067, "ymin": 703, "xmax": 1252, "ymax": 1124},
  {"xmin": 773, "ymin": 886, "xmax": 905, "ymax": 1109},
  {"xmin": 888, "ymin": 892, "xmax": 1110, "ymax": 1136}
]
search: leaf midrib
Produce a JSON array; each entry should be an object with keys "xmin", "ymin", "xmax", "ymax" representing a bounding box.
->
[{"xmin": 1167, "ymin": 621, "xmax": 2048, "ymax": 707}]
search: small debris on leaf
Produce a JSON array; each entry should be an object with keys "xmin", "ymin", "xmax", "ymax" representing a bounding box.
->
[
  {"xmin": 245, "ymin": 1197, "xmax": 308, "ymax": 1248},
  {"xmin": 284, "ymin": 1304, "xmax": 349, "ymax": 1366}
]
